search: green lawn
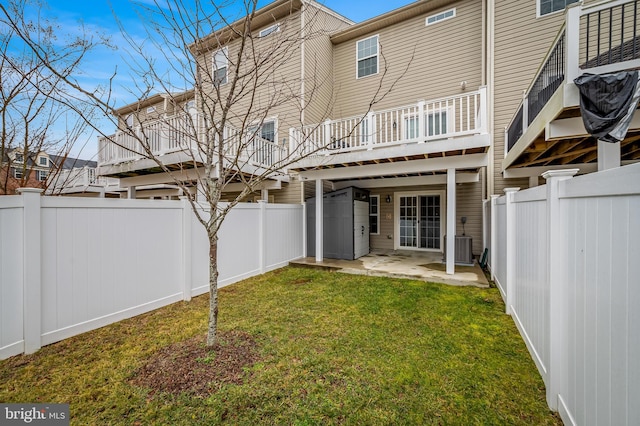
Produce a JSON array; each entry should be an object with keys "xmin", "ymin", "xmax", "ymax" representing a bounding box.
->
[{"xmin": 0, "ymin": 267, "xmax": 561, "ymax": 425}]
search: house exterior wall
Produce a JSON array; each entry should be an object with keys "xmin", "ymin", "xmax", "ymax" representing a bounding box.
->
[
  {"xmin": 367, "ymin": 180, "xmax": 483, "ymax": 255},
  {"xmin": 331, "ymin": 0, "xmax": 483, "ymax": 119}
]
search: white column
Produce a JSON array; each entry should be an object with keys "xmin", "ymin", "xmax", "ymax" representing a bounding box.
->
[
  {"xmin": 261, "ymin": 189, "xmax": 269, "ymax": 203},
  {"xmin": 446, "ymin": 168, "xmax": 456, "ymax": 275},
  {"xmin": 503, "ymin": 187, "xmax": 520, "ymax": 315},
  {"xmin": 597, "ymin": 140, "xmax": 620, "ymax": 171},
  {"xmin": 301, "ymin": 180, "xmax": 307, "ymax": 258},
  {"xmin": 127, "ymin": 186, "xmax": 136, "ymax": 199},
  {"xmin": 542, "ymin": 168, "xmax": 578, "ymax": 411},
  {"xmin": 315, "ymin": 179, "xmax": 323, "ymax": 262},
  {"xmin": 18, "ymin": 188, "xmax": 44, "ymax": 354}
]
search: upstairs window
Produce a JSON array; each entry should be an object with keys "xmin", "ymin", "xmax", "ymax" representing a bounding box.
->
[
  {"xmin": 259, "ymin": 23, "xmax": 280, "ymax": 38},
  {"xmin": 36, "ymin": 170, "xmax": 48, "ymax": 181},
  {"xmin": 356, "ymin": 35, "xmax": 378, "ymax": 79},
  {"xmin": 425, "ymin": 8, "xmax": 456, "ymax": 26},
  {"xmin": 213, "ymin": 48, "xmax": 228, "ymax": 85},
  {"xmin": 539, "ymin": 0, "xmax": 579, "ymax": 16},
  {"xmin": 13, "ymin": 168, "xmax": 23, "ymax": 179},
  {"xmin": 125, "ymin": 114, "xmax": 134, "ymax": 127},
  {"xmin": 39, "ymin": 156, "xmax": 48, "ymax": 167},
  {"xmin": 14, "ymin": 153, "xmax": 23, "ymax": 162}
]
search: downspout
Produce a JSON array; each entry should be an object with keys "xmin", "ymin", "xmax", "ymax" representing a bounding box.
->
[
  {"xmin": 487, "ymin": 0, "xmax": 495, "ymax": 197},
  {"xmin": 300, "ymin": 1, "xmax": 306, "ymax": 124},
  {"xmin": 481, "ymin": 0, "xmax": 487, "ymax": 201}
]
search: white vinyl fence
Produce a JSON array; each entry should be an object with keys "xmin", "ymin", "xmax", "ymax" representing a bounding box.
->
[
  {"xmin": 0, "ymin": 191, "xmax": 303, "ymax": 359},
  {"xmin": 488, "ymin": 164, "xmax": 640, "ymax": 426}
]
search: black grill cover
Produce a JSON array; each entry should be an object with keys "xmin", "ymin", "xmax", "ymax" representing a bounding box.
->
[{"xmin": 574, "ymin": 71, "xmax": 640, "ymax": 143}]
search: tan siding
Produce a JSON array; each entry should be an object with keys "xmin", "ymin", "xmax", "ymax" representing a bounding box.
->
[
  {"xmin": 331, "ymin": 0, "xmax": 483, "ymax": 119},
  {"xmin": 303, "ymin": 6, "xmax": 352, "ymax": 124}
]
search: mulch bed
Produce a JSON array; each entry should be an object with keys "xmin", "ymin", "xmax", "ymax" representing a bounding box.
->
[{"xmin": 130, "ymin": 330, "xmax": 259, "ymax": 397}]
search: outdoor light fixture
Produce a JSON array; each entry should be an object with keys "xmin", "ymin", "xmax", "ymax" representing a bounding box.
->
[{"xmin": 386, "ymin": 195, "xmax": 392, "ymax": 203}]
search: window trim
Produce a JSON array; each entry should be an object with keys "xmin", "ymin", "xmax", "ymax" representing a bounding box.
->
[
  {"xmin": 13, "ymin": 168, "xmax": 23, "ymax": 179},
  {"xmin": 36, "ymin": 170, "xmax": 48, "ymax": 182},
  {"xmin": 402, "ymin": 105, "xmax": 455, "ymax": 140},
  {"xmin": 537, "ymin": 0, "xmax": 580, "ymax": 18},
  {"xmin": 425, "ymin": 8, "xmax": 456, "ymax": 26},
  {"xmin": 213, "ymin": 47, "xmax": 228, "ymax": 86},
  {"xmin": 259, "ymin": 23, "xmax": 280, "ymax": 38},
  {"xmin": 146, "ymin": 106, "xmax": 156, "ymax": 113},
  {"xmin": 14, "ymin": 153, "xmax": 23, "ymax": 163},
  {"xmin": 38, "ymin": 156, "xmax": 48, "ymax": 167},
  {"xmin": 369, "ymin": 195, "xmax": 380, "ymax": 235},
  {"xmin": 355, "ymin": 35, "xmax": 379, "ymax": 79},
  {"xmin": 249, "ymin": 117, "xmax": 278, "ymax": 144}
]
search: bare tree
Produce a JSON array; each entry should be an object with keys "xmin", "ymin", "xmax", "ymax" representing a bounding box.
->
[
  {"xmin": 0, "ymin": 0, "xmax": 108, "ymax": 195},
  {"xmin": 7, "ymin": 0, "xmax": 410, "ymax": 345}
]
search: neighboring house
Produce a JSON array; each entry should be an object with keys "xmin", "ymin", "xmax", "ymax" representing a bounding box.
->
[
  {"xmin": 96, "ymin": 0, "xmax": 640, "ymax": 272},
  {"xmin": 45, "ymin": 156, "xmax": 122, "ymax": 198},
  {"xmin": 0, "ymin": 149, "xmax": 52, "ymax": 195}
]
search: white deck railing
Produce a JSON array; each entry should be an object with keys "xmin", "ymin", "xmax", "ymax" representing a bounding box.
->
[
  {"xmin": 505, "ymin": 0, "xmax": 640, "ymax": 152},
  {"xmin": 98, "ymin": 113, "xmax": 286, "ymax": 170},
  {"xmin": 48, "ymin": 166, "xmax": 120, "ymax": 193},
  {"xmin": 290, "ymin": 87, "xmax": 487, "ymax": 156}
]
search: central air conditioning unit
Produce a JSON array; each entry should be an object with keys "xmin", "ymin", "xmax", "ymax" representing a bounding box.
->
[{"xmin": 443, "ymin": 235, "xmax": 474, "ymax": 265}]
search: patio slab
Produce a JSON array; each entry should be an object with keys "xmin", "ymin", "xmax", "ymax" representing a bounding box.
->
[{"xmin": 290, "ymin": 250, "xmax": 489, "ymax": 288}]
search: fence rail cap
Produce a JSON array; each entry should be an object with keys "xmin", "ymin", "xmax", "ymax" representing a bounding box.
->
[{"xmin": 542, "ymin": 169, "xmax": 579, "ymax": 180}]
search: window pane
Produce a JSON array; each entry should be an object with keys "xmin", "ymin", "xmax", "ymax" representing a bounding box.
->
[
  {"xmin": 214, "ymin": 67, "xmax": 227, "ymax": 85},
  {"xmin": 261, "ymin": 121, "xmax": 275, "ymax": 142},
  {"xmin": 358, "ymin": 56, "xmax": 377, "ymax": 78}
]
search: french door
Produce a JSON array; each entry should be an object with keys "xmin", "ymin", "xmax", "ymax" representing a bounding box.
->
[{"xmin": 399, "ymin": 195, "xmax": 441, "ymax": 250}]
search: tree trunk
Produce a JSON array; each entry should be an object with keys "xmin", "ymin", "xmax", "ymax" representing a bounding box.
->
[{"xmin": 207, "ymin": 234, "xmax": 219, "ymax": 346}]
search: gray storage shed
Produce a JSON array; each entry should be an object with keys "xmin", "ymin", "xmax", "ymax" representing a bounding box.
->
[{"xmin": 306, "ymin": 187, "xmax": 370, "ymax": 260}]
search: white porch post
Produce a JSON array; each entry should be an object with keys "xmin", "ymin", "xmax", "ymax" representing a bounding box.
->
[
  {"xmin": 301, "ymin": 180, "xmax": 307, "ymax": 258},
  {"xmin": 446, "ymin": 168, "xmax": 456, "ymax": 275},
  {"xmin": 127, "ymin": 186, "xmax": 136, "ymax": 199},
  {"xmin": 261, "ymin": 189, "xmax": 269, "ymax": 202},
  {"xmin": 597, "ymin": 140, "xmax": 620, "ymax": 171},
  {"xmin": 315, "ymin": 179, "xmax": 323, "ymax": 262}
]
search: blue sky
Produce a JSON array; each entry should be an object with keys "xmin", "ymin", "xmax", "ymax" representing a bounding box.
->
[{"xmin": 28, "ymin": 0, "xmax": 413, "ymax": 159}]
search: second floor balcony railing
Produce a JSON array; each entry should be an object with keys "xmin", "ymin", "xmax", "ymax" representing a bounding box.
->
[
  {"xmin": 290, "ymin": 87, "xmax": 487, "ymax": 157},
  {"xmin": 48, "ymin": 166, "xmax": 120, "ymax": 193},
  {"xmin": 98, "ymin": 113, "xmax": 287, "ymax": 171},
  {"xmin": 505, "ymin": 0, "xmax": 640, "ymax": 153}
]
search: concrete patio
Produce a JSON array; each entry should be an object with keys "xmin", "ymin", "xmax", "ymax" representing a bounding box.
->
[{"xmin": 290, "ymin": 250, "xmax": 490, "ymax": 288}]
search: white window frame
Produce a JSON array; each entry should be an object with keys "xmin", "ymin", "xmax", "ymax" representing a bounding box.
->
[
  {"xmin": 402, "ymin": 105, "xmax": 454, "ymax": 141},
  {"xmin": 537, "ymin": 0, "xmax": 580, "ymax": 17},
  {"xmin": 14, "ymin": 153, "xmax": 23, "ymax": 163},
  {"xmin": 249, "ymin": 118, "xmax": 278, "ymax": 144},
  {"xmin": 259, "ymin": 23, "xmax": 280, "ymax": 38},
  {"xmin": 213, "ymin": 47, "xmax": 228, "ymax": 86},
  {"xmin": 369, "ymin": 195, "xmax": 380, "ymax": 235},
  {"xmin": 356, "ymin": 35, "xmax": 379, "ymax": 79},
  {"xmin": 425, "ymin": 8, "xmax": 456, "ymax": 26},
  {"xmin": 146, "ymin": 106, "xmax": 156, "ymax": 113},
  {"xmin": 36, "ymin": 170, "xmax": 48, "ymax": 182},
  {"xmin": 38, "ymin": 156, "xmax": 48, "ymax": 167},
  {"xmin": 402, "ymin": 113, "xmax": 420, "ymax": 140},
  {"xmin": 13, "ymin": 168, "xmax": 23, "ymax": 179}
]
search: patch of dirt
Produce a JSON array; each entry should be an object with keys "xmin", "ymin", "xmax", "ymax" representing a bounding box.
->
[
  {"xmin": 291, "ymin": 278, "xmax": 311, "ymax": 285},
  {"xmin": 130, "ymin": 330, "xmax": 259, "ymax": 397}
]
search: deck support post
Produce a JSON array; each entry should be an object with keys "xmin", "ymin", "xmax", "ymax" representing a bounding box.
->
[
  {"xmin": 446, "ymin": 168, "xmax": 456, "ymax": 275},
  {"xmin": 315, "ymin": 179, "xmax": 323, "ymax": 262},
  {"xmin": 597, "ymin": 140, "xmax": 620, "ymax": 171}
]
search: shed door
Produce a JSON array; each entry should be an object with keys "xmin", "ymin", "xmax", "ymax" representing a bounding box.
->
[{"xmin": 353, "ymin": 200, "xmax": 370, "ymax": 259}]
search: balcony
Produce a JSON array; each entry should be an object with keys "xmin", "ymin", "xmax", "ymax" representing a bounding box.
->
[
  {"xmin": 290, "ymin": 87, "xmax": 489, "ymax": 171},
  {"xmin": 504, "ymin": 0, "xmax": 640, "ymax": 175},
  {"xmin": 47, "ymin": 166, "xmax": 121, "ymax": 195},
  {"xmin": 98, "ymin": 113, "xmax": 288, "ymax": 180}
]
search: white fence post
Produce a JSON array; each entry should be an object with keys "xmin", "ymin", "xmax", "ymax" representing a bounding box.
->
[
  {"xmin": 542, "ymin": 169, "xmax": 578, "ymax": 411},
  {"xmin": 259, "ymin": 200, "xmax": 267, "ymax": 273},
  {"xmin": 18, "ymin": 188, "xmax": 44, "ymax": 354},
  {"xmin": 489, "ymin": 194, "xmax": 499, "ymax": 281},
  {"xmin": 504, "ymin": 187, "xmax": 520, "ymax": 315},
  {"xmin": 181, "ymin": 197, "xmax": 193, "ymax": 302}
]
